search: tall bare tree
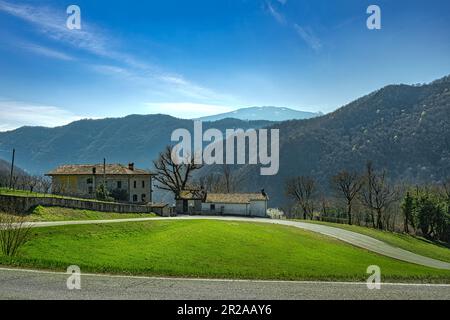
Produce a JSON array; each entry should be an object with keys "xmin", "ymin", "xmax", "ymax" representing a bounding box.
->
[
  {"xmin": 153, "ymin": 146, "xmax": 202, "ymax": 199},
  {"xmin": 360, "ymin": 162, "xmax": 398, "ymax": 230},
  {"xmin": 200, "ymin": 164, "xmax": 242, "ymax": 193},
  {"xmin": 332, "ymin": 170, "xmax": 363, "ymax": 225},
  {"xmin": 285, "ymin": 176, "xmax": 316, "ymax": 220}
]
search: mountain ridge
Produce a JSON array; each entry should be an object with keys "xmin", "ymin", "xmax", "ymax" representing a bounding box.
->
[{"xmin": 196, "ymin": 106, "xmax": 322, "ymax": 122}]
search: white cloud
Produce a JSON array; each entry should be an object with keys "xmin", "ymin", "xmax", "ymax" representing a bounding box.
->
[
  {"xmin": 0, "ymin": 100, "xmax": 83, "ymax": 131},
  {"xmin": 264, "ymin": 1, "xmax": 322, "ymax": 52},
  {"xmin": 144, "ymin": 102, "xmax": 234, "ymax": 119},
  {"xmin": 0, "ymin": 0, "xmax": 231, "ymax": 102},
  {"xmin": 294, "ymin": 24, "xmax": 322, "ymax": 51},
  {"xmin": 0, "ymin": 0, "xmax": 110, "ymax": 58},
  {"xmin": 266, "ymin": 1, "xmax": 286, "ymax": 25},
  {"xmin": 18, "ymin": 42, "xmax": 75, "ymax": 61}
]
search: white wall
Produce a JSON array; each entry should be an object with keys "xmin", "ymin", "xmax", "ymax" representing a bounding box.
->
[
  {"xmin": 201, "ymin": 200, "xmax": 267, "ymax": 217},
  {"xmin": 249, "ymin": 200, "xmax": 267, "ymax": 217},
  {"xmin": 201, "ymin": 202, "xmax": 249, "ymax": 216}
]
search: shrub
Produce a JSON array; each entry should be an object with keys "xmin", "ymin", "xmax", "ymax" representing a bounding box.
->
[{"xmin": 0, "ymin": 213, "xmax": 33, "ymax": 257}]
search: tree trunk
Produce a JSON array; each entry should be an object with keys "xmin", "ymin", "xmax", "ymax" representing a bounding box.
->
[
  {"xmin": 404, "ymin": 217, "xmax": 409, "ymax": 234},
  {"xmin": 347, "ymin": 202, "xmax": 352, "ymax": 225}
]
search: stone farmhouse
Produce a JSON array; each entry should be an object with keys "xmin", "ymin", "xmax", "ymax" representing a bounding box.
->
[{"xmin": 46, "ymin": 163, "xmax": 154, "ymax": 204}]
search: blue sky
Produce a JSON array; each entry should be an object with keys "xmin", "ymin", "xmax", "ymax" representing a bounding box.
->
[{"xmin": 0, "ymin": 0, "xmax": 449, "ymax": 130}]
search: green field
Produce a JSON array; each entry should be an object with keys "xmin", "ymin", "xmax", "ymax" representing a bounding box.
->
[
  {"xmin": 299, "ymin": 220, "xmax": 450, "ymax": 263},
  {"xmin": 26, "ymin": 206, "xmax": 156, "ymax": 222},
  {"xmin": 0, "ymin": 188, "xmax": 115, "ymax": 203},
  {"xmin": 1, "ymin": 220, "xmax": 449, "ymax": 282}
]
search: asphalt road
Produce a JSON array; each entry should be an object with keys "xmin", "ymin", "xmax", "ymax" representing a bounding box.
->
[
  {"xmin": 0, "ymin": 268, "xmax": 449, "ymax": 300},
  {"xmin": 22, "ymin": 215, "xmax": 450, "ymax": 270}
]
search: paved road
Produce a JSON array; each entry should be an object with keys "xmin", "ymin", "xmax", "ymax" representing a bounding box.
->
[
  {"xmin": 0, "ymin": 268, "xmax": 449, "ymax": 300},
  {"xmin": 22, "ymin": 216, "xmax": 450, "ymax": 270}
]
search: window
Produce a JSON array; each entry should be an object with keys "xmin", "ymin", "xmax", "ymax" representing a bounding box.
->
[
  {"xmin": 86, "ymin": 178, "xmax": 93, "ymax": 184},
  {"xmin": 133, "ymin": 194, "xmax": 138, "ymax": 202},
  {"xmin": 142, "ymin": 180, "xmax": 145, "ymax": 188},
  {"xmin": 133, "ymin": 180, "xmax": 137, "ymax": 188},
  {"xmin": 88, "ymin": 186, "xmax": 93, "ymax": 194},
  {"xmin": 117, "ymin": 181, "xmax": 122, "ymax": 189},
  {"xmin": 141, "ymin": 194, "xmax": 146, "ymax": 202},
  {"xmin": 210, "ymin": 204, "xmax": 216, "ymax": 211}
]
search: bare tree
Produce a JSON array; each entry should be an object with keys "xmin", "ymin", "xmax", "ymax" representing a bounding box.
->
[
  {"xmin": 39, "ymin": 176, "xmax": 52, "ymax": 195},
  {"xmin": 285, "ymin": 176, "xmax": 316, "ymax": 220},
  {"xmin": 360, "ymin": 162, "xmax": 398, "ymax": 230},
  {"xmin": 331, "ymin": 170, "xmax": 364, "ymax": 225},
  {"xmin": 153, "ymin": 146, "xmax": 203, "ymax": 199},
  {"xmin": 199, "ymin": 173, "xmax": 223, "ymax": 193},
  {"xmin": 200, "ymin": 164, "xmax": 242, "ymax": 193},
  {"xmin": 28, "ymin": 175, "xmax": 39, "ymax": 193}
]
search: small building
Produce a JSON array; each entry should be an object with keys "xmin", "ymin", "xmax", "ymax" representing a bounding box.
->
[
  {"xmin": 201, "ymin": 192, "xmax": 269, "ymax": 217},
  {"xmin": 175, "ymin": 189, "xmax": 205, "ymax": 214},
  {"xmin": 175, "ymin": 189, "xmax": 269, "ymax": 217},
  {"xmin": 46, "ymin": 163, "xmax": 154, "ymax": 204}
]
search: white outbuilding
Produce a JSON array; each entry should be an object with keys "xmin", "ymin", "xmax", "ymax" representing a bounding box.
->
[{"xmin": 201, "ymin": 191, "xmax": 269, "ymax": 217}]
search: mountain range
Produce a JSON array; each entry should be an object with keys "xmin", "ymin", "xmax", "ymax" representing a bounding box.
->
[
  {"xmin": 197, "ymin": 106, "xmax": 322, "ymax": 122},
  {"xmin": 0, "ymin": 116, "xmax": 271, "ymax": 174},
  {"xmin": 1, "ymin": 75, "xmax": 449, "ymax": 206},
  {"xmin": 225, "ymin": 75, "xmax": 450, "ymax": 206}
]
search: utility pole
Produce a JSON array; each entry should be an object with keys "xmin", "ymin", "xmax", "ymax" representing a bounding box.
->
[
  {"xmin": 103, "ymin": 158, "xmax": 106, "ymax": 196},
  {"xmin": 9, "ymin": 148, "xmax": 15, "ymax": 189}
]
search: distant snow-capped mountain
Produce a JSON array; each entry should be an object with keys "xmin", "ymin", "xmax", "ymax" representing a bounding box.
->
[{"xmin": 197, "ymin": 106, "xmax": 323, "ymax": 122}]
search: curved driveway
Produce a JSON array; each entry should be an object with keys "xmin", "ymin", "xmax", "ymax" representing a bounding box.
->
[{"xmin": 22, "ymin": 216, "xmax": 450, "ymax": 270}]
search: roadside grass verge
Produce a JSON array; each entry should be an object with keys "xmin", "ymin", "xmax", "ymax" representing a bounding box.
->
[
  {"xmin": 1, "ymin": 220, "xmax": 449, "ymax": 282},
  {"xmin": 26, "ymin": 206, "xmax": 157, "ymax": 222},
  {"xmin": 297, "ymin": 220, "xmax": 450, "ymax": 263}
]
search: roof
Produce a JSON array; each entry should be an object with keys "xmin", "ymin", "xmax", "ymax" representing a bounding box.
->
[
  {"xmin": 205, "ymin": 193, "xmax": 268, "ymax": 204},
  {"xmin": 178, "ymin": 189, "xmax": 206, "ymax": 200},
  {"xmin": 46, "ymin": 164, "xmax": 154, "ymax": 176}
]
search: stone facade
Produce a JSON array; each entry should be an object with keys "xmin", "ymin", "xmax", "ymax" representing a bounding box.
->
[{"xmin": 47, "ymin": 163, "xmax": 154, "ymax": 204}]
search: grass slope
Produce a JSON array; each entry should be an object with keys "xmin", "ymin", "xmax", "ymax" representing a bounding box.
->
[
  {"xmin": 27, "ymin": 206, "xmax": 156, "ymax": 222},
  {"xmin": 1, "ymin": 220, "xmax": 449, "ymax": 282},
  {"xmin": 0, "ymin": 188, "xmax": 114, "ymax": 203},
  {"xmin": 299, "ymin": 220, "xmax": 450, "ymax": 263}
]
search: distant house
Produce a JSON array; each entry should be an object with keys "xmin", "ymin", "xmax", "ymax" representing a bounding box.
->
[
  {"xmin": 175, "ymin": 189, "xmax": 205, "ymax": 215},
  {"xmin": 46, "ymin": 163, "xmax": 154, "ymax": 204},
  {"xmin": 175, "ymin": 189, "xmax": 269, "ymax": 217}
]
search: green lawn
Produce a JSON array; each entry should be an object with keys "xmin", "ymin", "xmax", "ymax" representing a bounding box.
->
[
  {"xmin": 298, "ymin": 220, "xmax": 450, "ymax": 263},
  {"xmin": 1, "ymin": 220, "xmax": 449, "ymax": 282},
  {"xmin": 0, "ymin": 188, "xmax": 115, "ymax": 204},
  {"xmin": 26, "ymin": 206, "xmax": 157, "ymax": 222}
]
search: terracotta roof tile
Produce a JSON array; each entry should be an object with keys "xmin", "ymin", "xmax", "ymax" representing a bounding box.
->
[
  {"xmin": 205, "ymin": 193, "xmax": 268, "ymax": 204},
  {"xmin": 46, "ymin": 164, "xmax": 153, "ymax": 176}
]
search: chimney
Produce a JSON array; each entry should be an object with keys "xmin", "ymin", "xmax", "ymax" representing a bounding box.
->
[
  {"xmin": 92, "ymin": 167, "xmax": 96, "ymax": 175},
  {"xmin": 128, "ymin": 163, "xmax": 135, "ymax": 171}
]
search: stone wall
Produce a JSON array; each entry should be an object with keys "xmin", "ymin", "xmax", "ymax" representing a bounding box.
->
[{"xmin": 0, "ymin": 194, "xmax": 171, "ymax": 216}]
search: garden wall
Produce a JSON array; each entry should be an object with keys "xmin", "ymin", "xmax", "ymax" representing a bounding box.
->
[{"xmin": 0, "ymin": 194, "xmax": 171, "ymax": 216}]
